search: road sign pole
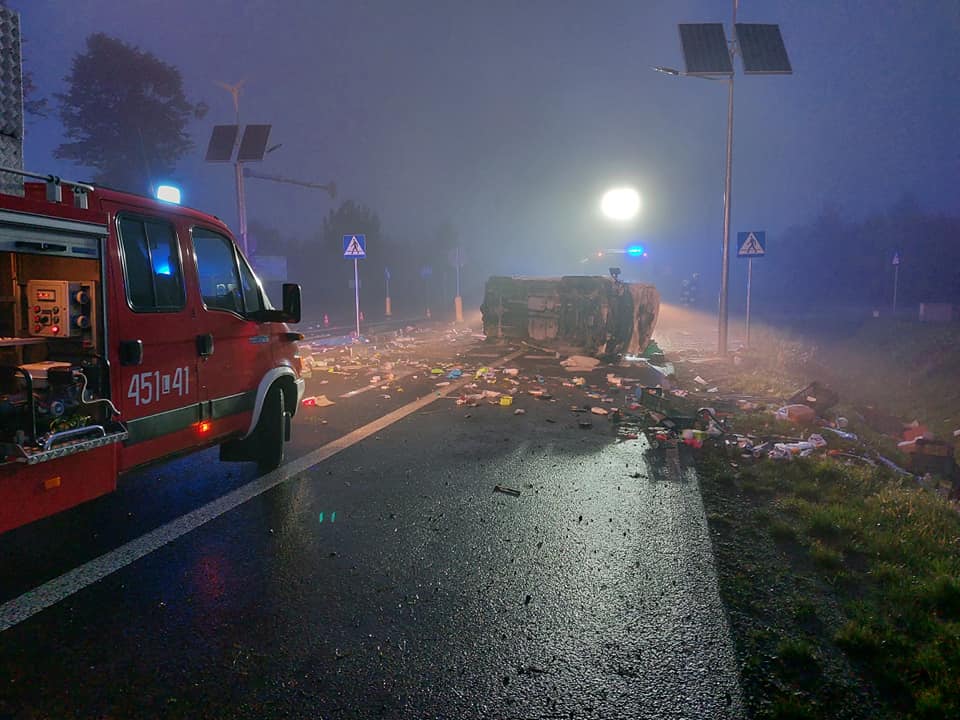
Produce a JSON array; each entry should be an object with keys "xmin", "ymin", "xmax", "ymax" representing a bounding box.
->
[
  {"xmin": 893, "ymin": 263, "xmax": 899, "ymax": 315},
  {"xmin": 354, "ymin": 258, "xmax": 360, "ymax": 337},
  {"xmin": 745, "ymin": 257, "xmax": 753, "ymax": 348}
]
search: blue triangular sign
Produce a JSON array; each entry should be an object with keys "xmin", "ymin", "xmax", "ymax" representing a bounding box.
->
[
  {"xmin": 737, "ymin": 231, "xmax": 766, "ymax": 257},
  {"xmin": 343, "ymin": 234, "xmax": 366, "ymax": 258}
]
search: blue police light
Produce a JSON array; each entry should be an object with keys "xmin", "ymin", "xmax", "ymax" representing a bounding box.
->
[
  {"xmin": 156, "ymin": 184, "xmax": 182, "ymax": 204},
  {"xmin": 626, "ymin": 245, "xmax": 645, "ymax": 257}
]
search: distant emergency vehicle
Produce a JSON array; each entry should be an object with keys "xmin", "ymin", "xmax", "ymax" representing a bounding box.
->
[{"xmin": 0, "ymin": 168, "xmax": 304, "ymax": 533}]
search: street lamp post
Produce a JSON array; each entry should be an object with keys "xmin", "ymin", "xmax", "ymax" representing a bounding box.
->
[
  {"xmin": 719, "ymin": 70, "xmax": 735, "ymax": 356},
  {"xmin": 655, "ymin": 1, "xmax": 790, "ymax": 355},
  {"xmin": 216, "ymin": 80, "xmax": 249, "ymax": 257},
  {"xmin": 653, "ymin": 61, "xmax": 736, "ymax": 357}
]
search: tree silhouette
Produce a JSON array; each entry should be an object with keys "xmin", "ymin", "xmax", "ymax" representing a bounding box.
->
[
  {"xmin": 758, "ymin": 196, "xmax": 960, "ymax": 312},
  {"xmin": 54, "ymin": 33, "xmax": 205, "ymax": 193}
]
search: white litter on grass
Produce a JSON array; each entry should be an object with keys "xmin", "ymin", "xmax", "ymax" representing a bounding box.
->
[{"xmin": 694, "ymin": 375, "xmax": 708, "ymax": 385}]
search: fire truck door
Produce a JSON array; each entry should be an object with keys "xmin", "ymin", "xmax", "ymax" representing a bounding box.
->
[
  {"xmin": 110, "ymin": 214, "xmax": 200, "ymax": 470},
  {"xmin": 189, "ymin": 227, "xmax": 273, "ymax": 434}
]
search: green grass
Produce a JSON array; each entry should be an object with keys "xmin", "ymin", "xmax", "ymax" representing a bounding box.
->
[
  {"xmin": 700, "ymin": 449, "xmax": 960, "ymax": 719},
  {"xmin": 676, "ymin": 314, "xmax": 960, "ymax": 717}
]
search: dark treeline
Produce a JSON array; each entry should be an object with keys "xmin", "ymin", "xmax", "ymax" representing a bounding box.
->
[
  {"xmin": 251, "ymin": 204, "xmax": 463, "ymax": 322},
  {"xmin": 749, "ymin": 196, "xmax": 960, "ymax": 313}
]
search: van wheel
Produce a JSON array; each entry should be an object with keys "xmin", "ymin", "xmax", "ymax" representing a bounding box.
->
[{"xmin": 255, "ymin": 386, "xmax": 286, "ymax": 472}]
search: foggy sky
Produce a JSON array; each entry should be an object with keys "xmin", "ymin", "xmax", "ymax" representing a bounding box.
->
[{"xmin": 11, "ymin": 0, "xmax": 960, "ymax": 298}]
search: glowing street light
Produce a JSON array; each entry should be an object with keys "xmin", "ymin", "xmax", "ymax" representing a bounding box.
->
[{"xmin": 600, "ymin": 187, "xmax": 641, "ymax": 221}]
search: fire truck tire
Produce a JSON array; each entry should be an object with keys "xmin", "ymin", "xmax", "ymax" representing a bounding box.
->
[{"xmin": 254, "ymin": 385, "xmax": 286, "ymax": 472}]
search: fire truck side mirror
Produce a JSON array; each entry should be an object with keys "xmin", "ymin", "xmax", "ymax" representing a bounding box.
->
[{"xmin": 281, "ymin": 283, "xmax": 301, "ymax": 324}]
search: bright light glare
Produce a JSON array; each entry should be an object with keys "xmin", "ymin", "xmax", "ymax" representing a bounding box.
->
[
  {"xmin": 601, "ymin": 187, "xmax": 641, "ymax": 221},
  {"xmin": 156, "ymin": 184, "xmax": 181, "ymax": 204},
  {"xmin": 627, "ymin": 245, "xmax": 645, "ymax": 257}
]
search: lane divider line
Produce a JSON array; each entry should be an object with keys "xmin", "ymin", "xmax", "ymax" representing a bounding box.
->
[
  {"xmin": 0, "ymin": 346, "xmax": 523, "ymax": 634},
  {"xmin": 339, "ymin": 368, "xmax": 416, "ymax": 399}
]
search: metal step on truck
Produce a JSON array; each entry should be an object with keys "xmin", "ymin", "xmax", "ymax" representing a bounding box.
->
[{"xmin": 0, "ymin": 168, "xmax": 305, "ymax": 534}]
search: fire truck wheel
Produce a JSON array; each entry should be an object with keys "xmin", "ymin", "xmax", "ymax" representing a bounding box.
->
[{"xmin": 255, "ymin": 385, "xmax": 286, "ymax": 472}]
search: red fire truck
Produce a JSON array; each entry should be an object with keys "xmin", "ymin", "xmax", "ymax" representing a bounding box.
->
[{"xmin": 0, "ymin": 168, "xmax": 305, "ymax": 533}]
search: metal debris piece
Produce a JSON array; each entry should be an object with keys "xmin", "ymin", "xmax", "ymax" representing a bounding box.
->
[{"xmin": 494, "ymin": 484, "xmax": 521, "ymax": 496}]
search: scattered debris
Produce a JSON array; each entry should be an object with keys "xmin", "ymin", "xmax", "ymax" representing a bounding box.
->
[
  {"xmin": 821, "ymin": 426, "xmax": 857, "ymax": 441},
  {"xmin": 774, "ymin": 404, "xmax": 817, "ymax": 425},
  {"xmin": 561, "ymin": 355, "xmax": 601, "ymax": 372},
  {"xmin": 494, "ymin": 484, "xmax": 521, "ymax": 496},
  {"xmin": 787, "ymin": 381, "xmax": 839, "ymax": 413},
  {"xmin": 902, "ymin": 421, "xmax": 933, "ymax": 442}
]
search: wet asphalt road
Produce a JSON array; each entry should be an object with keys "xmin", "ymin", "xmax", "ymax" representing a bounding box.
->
[{"xmin": 0, "ymin": 330, "xmax": 743, "ymax": 719}]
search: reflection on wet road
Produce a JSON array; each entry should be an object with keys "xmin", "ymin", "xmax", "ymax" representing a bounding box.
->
[{"xmin": 0, "ymin": 329, "xmax": 742, "ymax": 719}]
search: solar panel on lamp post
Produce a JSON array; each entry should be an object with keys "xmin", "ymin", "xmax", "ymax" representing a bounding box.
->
[
  {"xmin": 655, "ymin": 3, "xmax": 791, "ymax": 355},
  {"xmin": 205, "ymin": 81, "xmax": 272, "ymax": 259}
]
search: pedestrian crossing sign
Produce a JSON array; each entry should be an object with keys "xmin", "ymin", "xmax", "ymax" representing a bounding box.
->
[
  {"xmin": 737, "ymin": 231, "xmax": 766, "ymax": 257},
  {"xmin": 343, "ymin": 234, "xmax": 366, "ymax": 258}
]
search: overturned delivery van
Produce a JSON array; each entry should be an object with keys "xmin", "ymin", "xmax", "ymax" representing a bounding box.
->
[{"xmin": 480, "ymin": 275, "xmax": 660, "ymax": 360}]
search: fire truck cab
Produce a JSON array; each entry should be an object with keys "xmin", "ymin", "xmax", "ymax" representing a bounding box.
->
[{"xmin": 0, "ymin": 170, "xmax": 305, "ymax": 534}]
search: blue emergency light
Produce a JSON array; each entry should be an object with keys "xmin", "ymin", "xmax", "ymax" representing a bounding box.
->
[
  {"xmin": 156, "ymin": 184, "xmax": 182, "ymax": 204},
  {"xmin": 626, "ymin": 245, "xmax": 645, "ymax": 257}
]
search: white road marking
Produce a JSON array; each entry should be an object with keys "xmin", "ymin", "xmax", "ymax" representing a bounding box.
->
[
  {"xmin": 0, "ymin": 347, "xmax": 523, "ymax": 634},
  {"xmin": 338, "ymin": 368, "xmax": 416, "ymax": 398}
]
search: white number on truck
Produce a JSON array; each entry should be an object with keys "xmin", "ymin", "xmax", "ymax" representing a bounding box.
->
[{"xmin": 127, "ymin": 366, "xmax": 190, "ymax": 407}]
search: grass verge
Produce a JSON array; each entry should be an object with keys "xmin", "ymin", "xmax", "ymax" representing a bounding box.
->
[
  {"xmin": 700, "ymin": 450, "xmax": 960, "ymax": 719},
  {"xmin": 688, "ymin": 316, "xmax": 960, "ymax": 718}
]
